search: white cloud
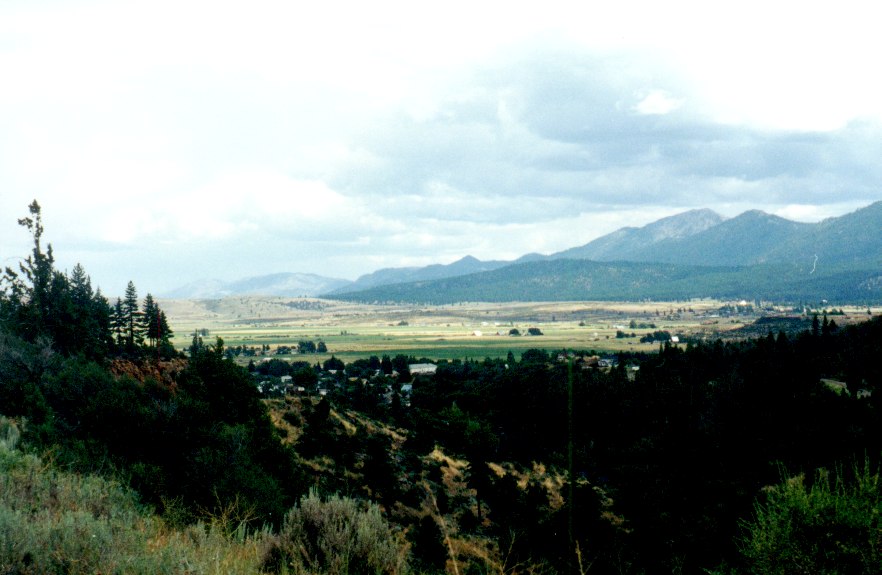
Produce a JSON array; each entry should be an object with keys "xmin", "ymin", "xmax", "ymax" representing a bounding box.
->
[
  {"xmin": 633, "ymin": 90, "xmax": 684, "ymax": 116},
  {"xmin": 2, "ymin": 0, "xmax": 881, "ymax": 294},
  {"xmin": 772, "ymin": 201, "xmax": 874, "ymax": 223}
]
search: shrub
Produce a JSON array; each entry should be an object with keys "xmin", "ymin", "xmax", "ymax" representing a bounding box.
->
[
  {"xmin": 736, "ymin": 459, "xmax": 882, "ymax": 575},
  {"xmin": 263, "ymin": 489, "xmax": 409, "ymax": 574},
  {"xmin": 0, "ymin": 417, "xmax": 270, "ymax": 574}
]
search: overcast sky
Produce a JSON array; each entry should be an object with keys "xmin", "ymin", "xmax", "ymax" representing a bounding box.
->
[{"xmin": 2, "ymin": 0, "xmax": 881, "ymax": 296}]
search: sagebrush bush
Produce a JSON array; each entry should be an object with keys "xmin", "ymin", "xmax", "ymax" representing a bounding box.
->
[
  {"xmin": 738, "ymin": 459, "xmax": 882, "ymax": 575},
  {"xmin": 263, "ymin": 489, "xmax": 409, "ymax": 575},
  {"xmin": 0, "ymin": 417, "xmax": 272, "ymax": 575}
]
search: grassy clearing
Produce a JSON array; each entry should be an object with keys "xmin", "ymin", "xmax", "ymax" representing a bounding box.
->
[{"xmin": 161, "ymin": 297, "xmax": 754, "ymax": 361}]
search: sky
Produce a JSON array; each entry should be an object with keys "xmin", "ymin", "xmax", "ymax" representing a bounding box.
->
[{"xmin": 2, "ymin": 0, "xmax": 881, "ymax": 296}]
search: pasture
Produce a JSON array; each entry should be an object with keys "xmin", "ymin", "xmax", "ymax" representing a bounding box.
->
[{"xmin": 159, "ymin": 297, "xmax": 760, "ymax": 363}]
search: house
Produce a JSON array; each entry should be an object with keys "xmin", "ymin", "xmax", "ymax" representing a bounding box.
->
[
  {"xmin": 280, "ymin": 375, "xmax": 293, "ymax": 384},
  {"xmin": 578, "ymin": 356, "xmax": 600, "ymax": 369},
  {"xmin": 409, "ymin": 363, "xmax": 438, "ymax": 376}
]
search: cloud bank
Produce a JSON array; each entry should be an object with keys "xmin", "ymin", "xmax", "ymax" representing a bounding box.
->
[{"xmin": 1, "ymin": 0, "xmax": 880, "ymax": 295}]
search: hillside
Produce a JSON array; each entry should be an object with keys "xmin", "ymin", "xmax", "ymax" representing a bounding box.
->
[
  {"xmin": 327, "ymin": 258, "xmax": 882, "ymax": 304},
  {"xmin": 328, "ymin": 202, "xmax": 882, "ymax": 304},
  {"xmin": 766, "ymin": 199, "xmax": 882, "ymax": 268},
  {"xmin": 551, "ymin": 208, "xmax": 726, "ymax": 261},
  {"xmin": 0, "ymin": 418, "xmax": 270, "ymax": 574},
  {"xmin": 330, "ymin": 255, "xmax": 511, "ymax": 294},
  {"xmin": 551, "ymin": 202, "xmax": 882, "ymax": 268},
  {"xmin": 642, "ymin": 210, "xmax": 813, "ymax": 266}
]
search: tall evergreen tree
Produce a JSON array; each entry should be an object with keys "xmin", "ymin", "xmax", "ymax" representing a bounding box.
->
[
  {"xmin": 123, "ymin": 281, "xmax": 142, "ymax": 350},
  {"xmin": 142, "ymin": 293, "xmax": 173, "ymax": 352},
  {"xmin": 63, "ymin": 263, "xmax": 113, "ymax": 359},
  {"xmin": 110, "ymin": 297, "xmax": 125, "ymax": 349},
  {"xmin": 158, "ymin": 310, "xmax": 172, "ymax": 346},
  {"xmin": 1, "ymin": 200, "xmax": 55, "ymax": 341},
  {"xmin": 142, "ymin": 293, "xmax": 158, "ymax": 347},
  {"xmin": 2, "ymin": 202, "xmax": 114, "ymax": 359}
]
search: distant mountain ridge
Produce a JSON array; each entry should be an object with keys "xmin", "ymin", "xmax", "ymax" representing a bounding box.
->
[
  {"xmin": 328, "ymin": 258, "xmax": 882, "ymax": 305},
  {"xmin": 163, "ymin": 272, "xmax": 352, "ymax": 299},
  {"xmin": 166, "ymin": 201, "xmax": 882, "ymax": 303},
  {"xmin": 636, "ymin": 210, "xmax": 814, "ymax": 266},
  {"xmin": 329, "ymin": 255, "xmax": 511, "ymax": 295},
  {"xmin": 550, "ymin": 208, "xmax": 726, "ymax": 262},
  {"xmin": 328, "ymin": 201, "xmax": 882, "ymax": 303}
]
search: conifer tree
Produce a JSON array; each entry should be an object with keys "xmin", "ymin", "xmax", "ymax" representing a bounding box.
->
[
  {"xmin": 142, "ymin": 293, "xmax": 158, "ymax": 347},
  {"xmin": 1, "ymin": 201, "xmax": 55, "ymax": 340},
  {"xmin": 142, "ymin": 293, "xmax": 173, "ymax": 350},
  {"xmin": 110, "ymin": 297, "xmax": 125, "ymax": 349},
  {"xmin": 123, "ymin": 281, "xmax": 143, "ymax": 350},
  {"xmin": 158, "ymin": 309, "xmax": 172, "ymax": 345},
  {"xmin": 66, "ymin": 263, "xmax": 112, "ymax": 358},
  {"xmin": 1, "ymin": 201, "xmax": 114, "ymax": 359}
]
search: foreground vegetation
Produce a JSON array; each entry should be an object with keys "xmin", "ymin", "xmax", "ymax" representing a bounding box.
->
[
  {"xmin": 0, "ymin": 416, "xmax": 269, "ymax": 574},
  {"xmin": 2, "ymin": 201, "xmax": 881, "ymax": 573}
]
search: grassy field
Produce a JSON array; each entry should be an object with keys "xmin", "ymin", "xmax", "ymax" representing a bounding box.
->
[{"xmin": 159, "ymin": 297, "xmax": 768, "ymax": 362}]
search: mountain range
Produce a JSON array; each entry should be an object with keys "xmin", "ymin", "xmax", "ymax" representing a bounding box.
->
[
  {"xmin": 162, "ymin": 272, "xmax": 350, "ymax": 299},
  {"xmin": 165, "ymin": 201, "xmax": 882, "ymax": 303}
]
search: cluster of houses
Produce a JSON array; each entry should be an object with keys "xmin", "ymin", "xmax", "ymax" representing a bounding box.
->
[
  {"xmin": 256, "ymin": 362, "xmax": 438, "ymax": 400},
  {"xmin": 557, "ymin": 352, "xmax": 641, "ymax": 379},
  {"xmin": 255, "ymin": 353, "xmax": 646, "ymax": 399}
]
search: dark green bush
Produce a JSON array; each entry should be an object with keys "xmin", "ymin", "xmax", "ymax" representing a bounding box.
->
[{"xmin": 736, "ymin": 460, "xmax": 882, "ymax": 575}]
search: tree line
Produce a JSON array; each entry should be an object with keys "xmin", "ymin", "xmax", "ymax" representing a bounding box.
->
[
  {"xmin": 1, "ymin": 201, "xmax": 173, "ymax": 360},
  {"xmin": 1, "ymin": 201, "xmax": 297, "ymax": 527}
]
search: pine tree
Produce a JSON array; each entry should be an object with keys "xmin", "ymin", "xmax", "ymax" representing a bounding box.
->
[
  {"xmin": 1, "ymin": 200, "xmax": 55, "ymax": 341},
  {"xmin": 66, "ymin": 263, "xmax": 112, "ymax": 359},
  {"xmin": 90, "ymin": 287, "xmax": 113, "ymax": 357},
  {"xmin": 110, "ymin": 297, "xmax": 125, "ymax": 349},
  {"xmin": 1, "ymin": 202, "xmax": 114, "ymax": 359},
  {"xmin": 158, "ymin": 310, "xmax": 172, "ymax": 345},
  {"xmin": 142, "ymin": 293, "xmax": 158, "ymax": 347},
  {"xmin": 123, "ymin": 281, "xmax": 143, "ymax": 350}
]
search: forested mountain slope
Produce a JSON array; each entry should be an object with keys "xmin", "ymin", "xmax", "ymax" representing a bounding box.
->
[
  {"xmin": 551, "ymin": 208, "xmax": 726, "ymax": 262},
  {"xmin": 329, "ymin": 257, "xmax": 882, "ymax": 304}
]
